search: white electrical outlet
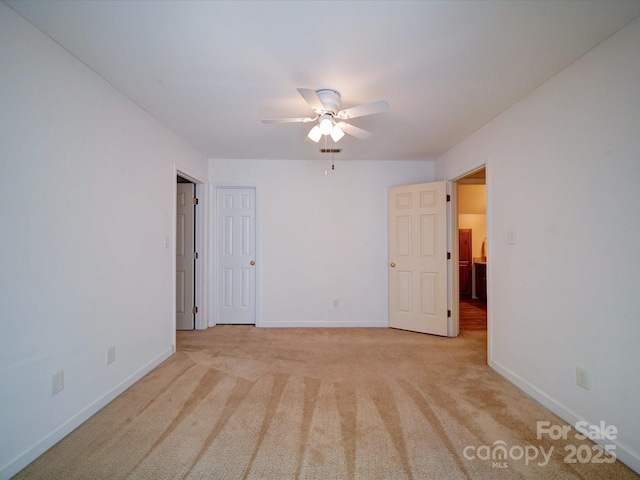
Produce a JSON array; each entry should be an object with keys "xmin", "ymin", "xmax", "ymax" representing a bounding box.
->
[
  {"xmin": 51, "ymin": 370, "xmax": 64, "ymax": 396},
  {"xmin": 576, "ymin": 367, "xmax": 590, "ymax": 390},
  {"xmin": 507, "ymin": 230, "xmax": 517, "ymax": 245},
  {"xmin": 332, "ymin": 299, "xmax": 340, "ymax": 308},
  {"xmin": 107, "ymin": 345, "xmax": 116, "ymax": 365}
]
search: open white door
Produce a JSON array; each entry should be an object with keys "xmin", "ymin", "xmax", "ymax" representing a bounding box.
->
[
  {"xmin": 216, "ymin": 187, "xmax": 257, "ymax": 324},
  {"xmin": 176, "ymin": 182, "xmax": 195, "ymax": 330},
  {"xmin": 389, "ymin": 181, "xmax": 448, "ymax": 335}
]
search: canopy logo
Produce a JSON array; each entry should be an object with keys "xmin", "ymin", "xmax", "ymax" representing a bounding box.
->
[{"xmin": 463, "ymin": 440, "xmax": 553, "ymax": 468}]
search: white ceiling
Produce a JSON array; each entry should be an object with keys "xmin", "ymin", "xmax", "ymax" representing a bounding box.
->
[{"xmin": 7, "ymin": 0, "xmax": 640, "ymax": 161}]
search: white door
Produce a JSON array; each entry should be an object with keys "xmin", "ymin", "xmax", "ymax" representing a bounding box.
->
[
  {"xmin": 216, "ymin": 187, "xmax": 256, "ymax": 324},
  {"xmin": 176, "ymin": 182, "xmax": 195, "ymax": 330},
  {"xmin": 389, "ymin": 181, "xmax": 448, "ymax": 335}
]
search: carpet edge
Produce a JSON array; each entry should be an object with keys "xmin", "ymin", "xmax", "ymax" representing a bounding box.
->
[
  {"xmin": 490, "ymin": 359, "xmax": 640, "ymax": 475},
  {"xmin": 0, "ymin": 346, "xmax": 173, "ymax": 480}
]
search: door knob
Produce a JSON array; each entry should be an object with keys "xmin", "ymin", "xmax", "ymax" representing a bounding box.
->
[
  {"xmin": 250, "ymin": 261, "xmax": 255, "ymax": 266},
  {"xmin": 390, "ymin": 262, "xmax": 396, "ymax": 268}
]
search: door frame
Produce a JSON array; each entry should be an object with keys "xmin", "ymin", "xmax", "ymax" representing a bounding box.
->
[
  {"xmin": 447, "ymin": 160, "xmax": 491, "ymax": 362},
  {"xmin": 173, "ymin": 165, "xmax": 209, "ymax": 338},
  {"xmin": 211, "ymin": 184, "xmax": 260, "ymax": 327}
]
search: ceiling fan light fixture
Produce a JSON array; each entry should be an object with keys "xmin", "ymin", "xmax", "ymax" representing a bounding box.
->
[
  {"xmin": 308, "ymin": 125, "xmax": 322, "ymax": 142},
  {"xmin": 330, "ymin": 124, "xmax": 345, "ymax": 142},
  {"xmin": 263, "ymin": 87, "xmax": 388, "ymax": 144},
  {"xmin": 319, "ymin": 115, "xmax": 333, "ymax": 135}
]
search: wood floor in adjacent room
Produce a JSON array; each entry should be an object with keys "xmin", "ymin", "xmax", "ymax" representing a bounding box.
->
[
  {"xmin": 15, "ymin": 324, "xmax": 638, "ymax": 479},
  {"xmin": 459, "ymin": 298, "xmax": 487, "ymax": 331}
]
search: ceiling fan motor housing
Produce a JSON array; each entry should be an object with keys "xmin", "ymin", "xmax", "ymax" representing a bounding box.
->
[{"xmin": 316, "ymin": 89, "xmax": 341, "ymax": 115}]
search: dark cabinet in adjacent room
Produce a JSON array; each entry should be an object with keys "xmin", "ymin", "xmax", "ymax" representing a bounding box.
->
[
  {"xmin": 459, "ymin": 229, "xmax": 472, "ymax": 298},
  {"xmin": 475, "ymin": 261, "xmax": 487, "ymax": 300}
]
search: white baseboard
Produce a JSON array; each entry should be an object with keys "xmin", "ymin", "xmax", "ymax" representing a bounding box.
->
[
  {"xmin": 0, "ymin": 347, "xmax": 173, "ymax": 480},
  {"xmin": 490, "ymin": 359, "xmax": 640, "ymax": 475},
  {"xmin": 257, "ymin": 320, "xmax": 389, "ymax": 328}
]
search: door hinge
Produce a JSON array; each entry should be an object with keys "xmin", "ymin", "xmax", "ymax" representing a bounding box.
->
[
  {"xmin": 448, "ymin": 309, "xmax": 451, "ymax": 317},
  {"xmin": 192, "ymin": 197, "xmax": 199, "ymax": 205},
  {"xmin": 193, "ymin": 252, "xmax": 198, "ymax": 259},
  {"xmin": 446, "ymin": 194, "xmax": 451, "ymax": 202},
  {"xmin": 192, "ymin": 306, "xmax": 198, "ymax": 314},
  {"xmin": 447, "ymin": 252, "xmax": 451, "ymax": 260}
]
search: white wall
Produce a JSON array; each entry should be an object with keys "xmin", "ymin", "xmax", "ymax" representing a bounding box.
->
[
  {"xmin": 0, "ymin": 4, "xmax": 208, "ymax": 478},
  {"xmin": 210, "ymin": 158, "xmax": 433, "ymax": 327},
  {"xmin": 436, "ymin": 17, "xmax": 640, "ymax": 472}
]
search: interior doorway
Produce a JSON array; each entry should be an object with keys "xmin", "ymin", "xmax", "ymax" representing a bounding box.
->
[
  {"xmin": 389, "ymin": 181, "xmax": 448, "ymax": 336},
  {"xmin": 214, "ymin": 186, "xmax": 257, "ymax": 325},
  {"xmin": 176, "ymin": 176, "xmax": 196, "ymax": 330},
  {"xmin": 172, "ymin": 166, "xmax": 208, "ymax": 344},
  {"xmin": 451, "ymin": 167, "xmax": 487, "ymax": 335}
]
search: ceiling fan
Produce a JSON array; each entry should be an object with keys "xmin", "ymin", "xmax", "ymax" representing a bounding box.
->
[{"xmin": 261, "ymin": 88, "xmax": 389, "ymax": 142}]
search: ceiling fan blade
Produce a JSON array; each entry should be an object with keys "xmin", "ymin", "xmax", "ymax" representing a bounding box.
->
[
  {"xmin": 339, "ymin": 122, "xmax": 372, "ymax": 140},
  {"xmin": 297, "ymin": 87, "xmax": 325, "ymax": 112},
  {"xmin": 261, "ymin": 116, "xmax": 316, "ymax": 124},
  {"xmin": 336, "ymin": 100, "xmax": 389, "ymax": 120}
]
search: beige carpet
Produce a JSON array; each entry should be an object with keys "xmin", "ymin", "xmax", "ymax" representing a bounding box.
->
[{"xmin": 15, "ymin": 326, "xmax": 638, "ymax": 479}]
